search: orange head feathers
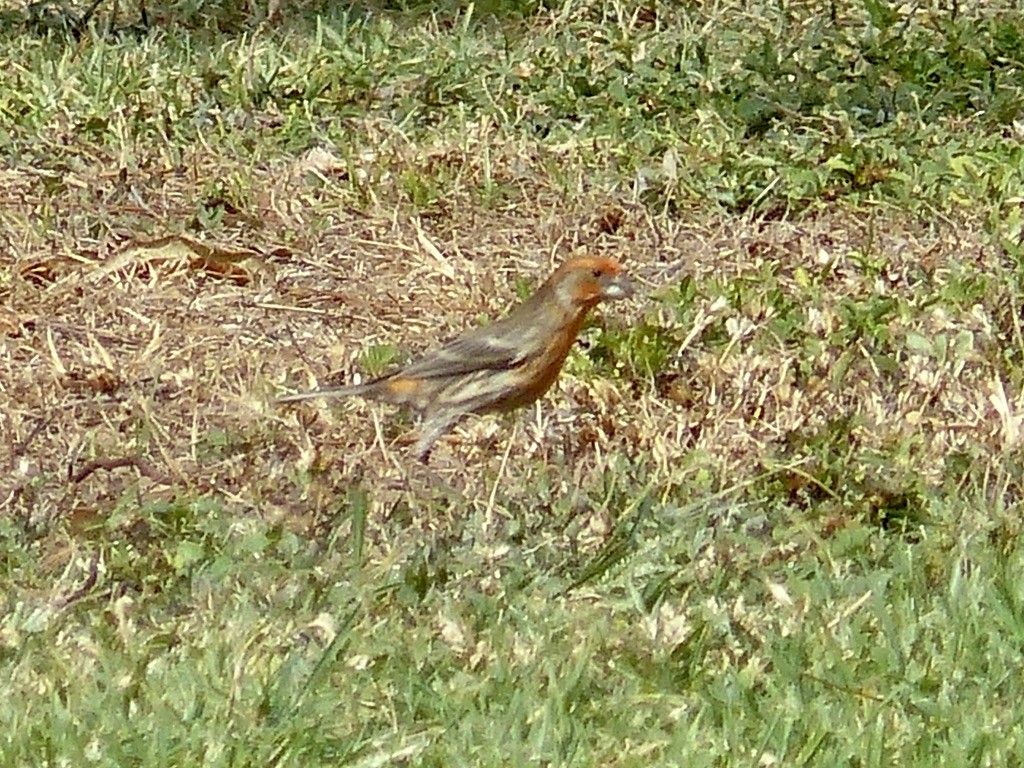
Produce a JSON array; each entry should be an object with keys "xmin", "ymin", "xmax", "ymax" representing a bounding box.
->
[{"xmin": 543, "ymin": 256, "xmax": 634, "ymax": 312}]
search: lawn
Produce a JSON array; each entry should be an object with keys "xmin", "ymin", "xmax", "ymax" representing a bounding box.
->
[{"xmin": 3, "ymin": 0, "xmax": 1024, "ymax": 764}]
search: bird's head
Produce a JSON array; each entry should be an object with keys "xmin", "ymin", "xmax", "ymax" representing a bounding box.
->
[{"xmin": 549, "ymin": 256, "xmax": 635, "ymax": 311}]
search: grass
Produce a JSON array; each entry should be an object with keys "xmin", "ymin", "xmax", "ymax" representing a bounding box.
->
[{"xmin": 3, "ymin": 0, "xmax": 1024, "ymax": 764}]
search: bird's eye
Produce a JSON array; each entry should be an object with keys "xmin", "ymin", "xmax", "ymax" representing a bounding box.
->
[{"xmin": 591, "ymin": 268, "xmax": 603, "ymax": 279}]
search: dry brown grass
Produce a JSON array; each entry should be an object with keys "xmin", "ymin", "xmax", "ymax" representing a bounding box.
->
[{"xmin": 2, "ymin": 138, "xmax": 1020, "ymax": 542}]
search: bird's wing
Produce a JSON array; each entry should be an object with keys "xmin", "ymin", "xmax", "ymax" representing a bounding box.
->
[{"xmin": 396, "ymin": 319, "xmax": 535, "ymax": 380}]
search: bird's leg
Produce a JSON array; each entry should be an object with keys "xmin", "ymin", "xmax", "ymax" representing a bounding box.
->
[{"xmin": 415, "ymin": 409, "xmax": 469, "ymax": 463}]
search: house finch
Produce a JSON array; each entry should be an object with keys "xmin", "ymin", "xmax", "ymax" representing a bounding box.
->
[{"xmin": 277, "ymin": 256, "xmax": 634, "ymax": 461}]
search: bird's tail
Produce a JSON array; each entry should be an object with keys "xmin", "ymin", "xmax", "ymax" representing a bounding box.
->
[{"xmin": 274, "ymin": 383, "xmax": 372, "ymax": 404}]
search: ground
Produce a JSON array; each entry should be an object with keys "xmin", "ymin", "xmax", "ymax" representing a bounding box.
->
[{"xmin": 3, "ymin": 1, "xmax": 1024, "ymax": 765}]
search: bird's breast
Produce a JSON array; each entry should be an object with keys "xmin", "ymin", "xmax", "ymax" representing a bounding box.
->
[{"xmin": 487, "ymin": 312, "xmax": 585, "ymax": 412}]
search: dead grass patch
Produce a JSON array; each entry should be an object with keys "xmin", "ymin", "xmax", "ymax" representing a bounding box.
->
[{"xmin": 3, "ymin": 137, "xmax": 1019, "ymax": 545}]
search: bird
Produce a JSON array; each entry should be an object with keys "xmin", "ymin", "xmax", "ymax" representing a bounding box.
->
[{"xmin": 276, "ymin": 256, "xmax": 634, "ymax": 461}]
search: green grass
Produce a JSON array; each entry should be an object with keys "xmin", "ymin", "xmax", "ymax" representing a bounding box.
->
[
  {"xmin": 5, "ymin": 481, "xmax": 1024, "ymax": 764},
  {"xmin": 4, "ymin": 0, "xmax": 1024, "ymax": 765},
  {"xmin": 4, "ymin": 0, "xmax": 1024, "ymax": 221}
]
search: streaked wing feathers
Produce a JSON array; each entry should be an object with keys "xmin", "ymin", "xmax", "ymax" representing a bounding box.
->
[{"xmin": 395, "ymin": 322, "xmax": 532, "ymax": 380}]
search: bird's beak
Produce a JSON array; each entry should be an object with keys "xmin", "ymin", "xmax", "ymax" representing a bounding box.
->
[{"xmin": 601, "ymin": 273, "xmax": 635, "ymax": 301}]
